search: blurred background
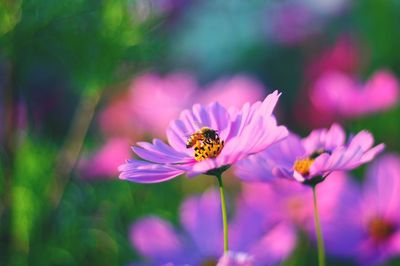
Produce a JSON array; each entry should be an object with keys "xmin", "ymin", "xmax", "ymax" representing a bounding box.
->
[{"xmin": 1, "ymin": 0, "xmax": 400, "ymax": 265}]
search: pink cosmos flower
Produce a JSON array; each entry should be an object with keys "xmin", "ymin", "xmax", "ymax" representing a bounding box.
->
[
  {"xmin": 131, "ymin": 189, "xmax": 296, "ymax": 265},
  {"xmin": 119, "ymin": 91, "xmax": 288, "ymax": 183},
  {"xmin": 235, "ymin": 123, "xmax": 384, "ymax": 185},
  {"xmin": 323, "ymin": 154, "xmax": 400, "ymax": 265},
  {"xmin": 311, "ymin": 70, "xmax": 399, "ymax": 119}
]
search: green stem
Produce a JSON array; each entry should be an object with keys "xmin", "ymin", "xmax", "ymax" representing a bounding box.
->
[
  {"xmin": 216, "ymin": 173, "xmax": 229, "ymax": 253},
  {"xmin": 312, "ymin": 185, "xmax": 326, "ymax": 266}
]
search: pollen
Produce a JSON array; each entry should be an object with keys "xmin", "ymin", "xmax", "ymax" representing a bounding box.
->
[
  {"xmin": 193, "ymin": 139, "xmax": 224, "ymax": 161},
  {"xmin": 293, "ymin": 158, "xmax": 315, "ymax": 176}
]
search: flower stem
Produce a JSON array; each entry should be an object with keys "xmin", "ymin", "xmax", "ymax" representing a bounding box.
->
[
  {"xmin": 216, "ymin": 173, "xmax": 229, "ymax": 253},
  {"xmin": 312, "ymin": 185, "xmax": 326, "ymax": 266}
]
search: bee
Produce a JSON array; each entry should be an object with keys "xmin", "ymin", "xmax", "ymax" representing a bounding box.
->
[
  {"xmin": 186, "ymin": 127, "xmax": 224, "ymax": 161},
  {"xmin": 186, "ymin": 127, "xmax": 220, "ymax": 148}
]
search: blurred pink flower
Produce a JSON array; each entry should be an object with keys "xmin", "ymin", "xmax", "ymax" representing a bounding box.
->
[
  {"xmin": 311, "ymin": 70, "xmax": 399, "ymax": 118},
  {"xmin": 295, "ymin": 36, "xmax": 362, "ymax": 128},
  {"xmin": 306, "ymin": 36, "xmax": 361, "ymax": 81},
  {"xmin": 323, "ymin": 154, "xmax": 400, "ymax": 265},
  {"xmin": 130, "ymin": 72, "xmax": 197, "ymax": 136},
  {"xmin": 235, "ymin": 124, "xmax": 384, "ymax": 185},
  {"xmin": 119, "ymin": 91, "xmax": 288, "ymax": 183},
  {"xmin": 79, "ymin": 138, "xmax": 131, "ymax": 178},
  {"xmin": 199, "ymin": 76, "xmax": 265, "ymax": 108},
  {"xmin": 100, "ymin": 72, "xmax": 265, "ymax": 138},
  {"xmin": 131, "ymin": 189, "xmax": 296, "ymax": 265},
  {"xmin": 99, "ymin": 90, "xmax": 142, "ymax": 138}
]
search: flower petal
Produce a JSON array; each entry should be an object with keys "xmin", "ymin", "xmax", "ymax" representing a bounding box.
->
[
  {"xmin": 130, "ymin": 217, "xmax": 184, "ymax": 262},
  {"xmin": 364, "ymin": 154, "xmax": 400, "ymax": 220},
  {"xmin": 118, "ymin": 160, "xmax": 184, "ymax": 183},
  {"xmin": 180, "ymin": 189, "xmax": 223, "ymax": 257},
  {"xmin": 302, "ymin": 123, "xmax": 345, "ymax": 154},
  {"xmin": 133, "ymin": 139, "xmax": 191, "ymax": 164}
]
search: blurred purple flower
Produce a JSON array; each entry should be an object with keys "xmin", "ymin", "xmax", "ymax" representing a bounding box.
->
[
  {"xmin": 119, "ymin": 91, "xmax": 288, "ymax": 183},
  {"xmin": 323, "ymin": 154, "xmax": 400, "ymax": 265},
  {"xmin": 239, "ymin": 172, "xmax": 350, "ymax": 232},
  {"xmin": 235, "ymin": 124, "xmax": 384, "ymax": 184},
  {"xmin": 266, "ymin": 3, "xmax": 317, "ymax": 46},
  {"xmin": 131, "ymin": 189, "xmax": 296, "ymax": 265},
  {"xmin": 311, "ymin": 70, "xmax": 399, "ymax": 118}
]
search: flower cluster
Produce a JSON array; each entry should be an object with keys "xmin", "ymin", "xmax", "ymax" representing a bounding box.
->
[{"xmin": 118, "ymin": 89, "xmax": 389, "ymax": 266}]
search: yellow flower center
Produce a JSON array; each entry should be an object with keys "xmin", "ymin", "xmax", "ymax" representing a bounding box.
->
[
  {"xmin": 193, "ymin": 139, "xmax": 224, "ymax": 161},
  {"xmin": 368, "ymin": 218, "xmax": 396, "ymax": 242},
  {"xmin": 293, "ymin": 158, "xmax": 315, "ymax": 176}
]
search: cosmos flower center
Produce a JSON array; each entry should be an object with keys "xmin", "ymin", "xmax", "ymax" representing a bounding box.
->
[
  {"xmin": 186, "ymin": 127, "xmax": 225, "ymax": 161},
  {"xmin": 293, "ymin": 150, "xmax": 329, "ymax": 177},
  {"xmin": 368, "ymin": 218, "xmax": 396, "ymax": 242},
  {"xmin": 293, "ymin": 158, "xmax": 315, "ymax": 176}
]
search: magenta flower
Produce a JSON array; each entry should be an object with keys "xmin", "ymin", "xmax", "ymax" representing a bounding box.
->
[
  {"xmin": 306, "ymin": 36, "xmax": 360, "ymax": 81},
  {"xmin": 131, "ymin": 189, "xmax": 296, "ymax": 265},
  {"xmin": 311, "ymin": 70, "xmax": 399, "ymax": 119},
  {"xmin": 323, "ymin": 154, "xmax": 400, "ymax": 265},
  {"xmin": 236, "ymin": 123, "xmax": 384, "ymax": 185},
  {"xmin": 79, "ymin": 138, "xmax": 131, "ymax": 178},
  {"xmin": 119, "ymin": 91, "xmax": 288, "ymax": 183}
]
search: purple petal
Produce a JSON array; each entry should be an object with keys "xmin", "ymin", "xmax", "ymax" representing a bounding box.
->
[
  {"xmin": 208, "ymin": 102, "xmax": 232, "ymax": 140},
  {"xmin": 119, "ymin": 160, "xmax": 184, "ymax": 183},
  {"xmin": 235, "ymin": 134, "xmax": 304, "ymax": 182},
  {"xmin": 249, "ymin": 222, "xmax": 297, "ymax": 265},
  {"xmin": 347, "ymin": 130, "xmax": 374, "ymax": 151},
  {"xmin": 166, "ymin": 119, "xmax": 193, "ymax": 155},
  {"xmin": 364, "ymin": 154, "xmax": 400, "ymax": 220},
  {"xmin": 302, "ymin": 123, "xmax": 345, "ymax": 154},
  {"xmin": 254, "ymin": 90, "xmax": 281, "ymax": 117},
  {"xmin": 133, "ymin": 139, "xmax": 191, "ymax": 164},
  {"xmin": 130, "ymin": 216, "xmax": 183, "ymax": 261},
  {"xmin": 179, "ymin": 189, "xmax": 223, "ymax": 257}
]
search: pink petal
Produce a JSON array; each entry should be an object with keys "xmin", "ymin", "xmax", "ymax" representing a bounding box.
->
[
  {"xmin": 364, "ymin": 154, "xmax": 400, "ymax": 220},
  {"xmin": 130, "ymin": 217, "xmax": 183, "ymax": 261},
  {"xmin": 134, "ymin": 139, "xmax": 190, "ymax": 164},
  {"xmin": 118, "ymin": 160, "xmax": 184, "ymax": 183},
  {"xmin": 302, "ymin": 123, "xmax": 346, "ymax": 154},
  {"xmin": 180, "ymin": 189, "xmax": 223, "ymax": 257}
]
